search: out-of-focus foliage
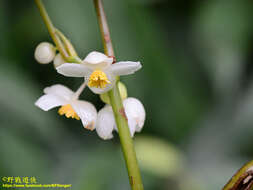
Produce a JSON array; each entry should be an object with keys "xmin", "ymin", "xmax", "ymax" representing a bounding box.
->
[
  {"xmin": 1, "ymin": 0, "xmax": 253, "ymax": 189},
  {"xmin": 135, "ymin": 136, "xmax": 184, "ymax": 178}
]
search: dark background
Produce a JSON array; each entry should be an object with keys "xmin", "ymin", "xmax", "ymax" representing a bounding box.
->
[{"xmin": 1, "ymin": 0, "xmax": 253, "ymax": 189}]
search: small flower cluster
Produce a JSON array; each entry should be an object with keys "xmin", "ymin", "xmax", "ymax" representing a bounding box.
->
[{"xmin": 34, "ymin": 42, "xmax": 145, "ymax": 140}]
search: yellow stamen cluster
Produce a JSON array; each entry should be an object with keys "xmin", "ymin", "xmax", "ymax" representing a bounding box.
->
[
  {"xmin": 58, "ymin": 104, "xmax": 80, "ymax": 120},
  {"xmin": 88, "ymin": 70, "xmax": 111, "ymax": 88}
]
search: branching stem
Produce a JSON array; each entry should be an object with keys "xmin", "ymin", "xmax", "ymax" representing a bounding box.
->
[
  {"xmin": 93, "ymin": 1, "xmax": 144, "ymax": 189},
  {"xmin": 35, "ymin": 0, "xmax": 81, "ymax": 63}
]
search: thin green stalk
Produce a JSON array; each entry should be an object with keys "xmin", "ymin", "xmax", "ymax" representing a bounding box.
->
[
  {"xmin": 55, "ymin": 29, "xmax": 78, "ymax": 58},
  {"xmin": 35, "ymin": 0, "xmax": 81, "ymax": 64},
  {"xmin": 93, "ymin": 1, "xmax": 144, "ymax": 189},
  {"xmin": 34, "ymin": 0, "xmax": 69, "ymax": 60}
]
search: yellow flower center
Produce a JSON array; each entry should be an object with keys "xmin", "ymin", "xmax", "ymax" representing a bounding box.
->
[
  {"xmin": 88, "ymin": 70, "xmax": 111, "ymax": 89},
  {"xmin": 58, "ymin": 104, "xmax": 80, "ymax": 120}
]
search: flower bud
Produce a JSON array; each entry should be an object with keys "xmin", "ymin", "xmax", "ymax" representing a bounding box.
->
[
  {"xmin": 53, "ymin": 53, "xmax": 65, "ymax": 68},
  {"xmin": 118, "ymin": 81, "xmax": 128, "ymax": 100},
  {"xmin": 100, "ymin": 81, "xmax": 128, "ymax": 104},
  {"xmin": 34, "ymin": 42, "xmax": 56, "ymax": 64}
]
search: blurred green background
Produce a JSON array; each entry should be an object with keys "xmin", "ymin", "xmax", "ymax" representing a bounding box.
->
[{"xmin": 1, "ymin": 0, "xmax": 253, "ymax": 189}]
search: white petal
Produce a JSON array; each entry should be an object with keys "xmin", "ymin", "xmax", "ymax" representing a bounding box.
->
[
  {"xmin": 112, "ymin": 109, "xmax": 136, "ymax": 137},
  {"xmin": 123, "ymin": 97, "xmax": 146, "ymax": 132},
  {"xmin": 35, "ymin": 94, "xmax": 66, "ymax": 111},
  {"xmin": 44, "ymin": 84, "xmax": 74, "ymax": 101},
  {"xmin": 83, "ymin": 61, "xmax": 112, "ymax": 70},
  {"xmin": 96, "ymin": 105, "xmax": 116, "ymax": 140},
  {"xmin": 56, "ymin": 63, "xmax": 92, "ymax": 77},
  {"xmin": 87, "ymin": 71, "xmax": 116, "ymax": 94},
  {"xmin": 83, "ymin": 51, "xmax": 113, "ymax": 65},
  {"xmin": 71, "ymin": 100, "xmax": 97, "ymax": 131},
  {"xmin": 110, "ymin": 61, "xmax": 142, "ymax": 76}
]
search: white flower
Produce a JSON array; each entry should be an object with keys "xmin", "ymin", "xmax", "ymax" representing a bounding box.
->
[
  {"xmin": 53, "ymin": 53, "xmax": 65, "ymax": 68},
  {"xmin": 56, "ymin": 51, "xmax": 142, "ymax": 94},
  {"xmin": 123, "ymin": 97, "xmax": 146, "ymax": 132},
  {"xmin": 34, "ymin": 42, "xmax": 56, "ymax": 64},
  {"xmin": 35, "ymin": 83, "xmax": 97, "ymax": 130},
  {"xmin": 96, "ymin": 97, "xmax": 145, "ymax": 140},
  {"xmin": 95, "ymin": 105, "xmax": 115, "ymax": 140}
]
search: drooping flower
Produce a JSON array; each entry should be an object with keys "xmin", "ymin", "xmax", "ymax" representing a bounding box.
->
[
  {"xmin": 56, "ymin": 51, "xmax": 142, "ymax": 94},
  {"xmin": 96, "ymin": 97, "xmax": 146, "ymax": 140},
  {"xmin": 35, "ymin": 83, "xmax": 97, "ymax": 130},
  {"xmin": 123, "ymin": 97, "xmax": 146, "ymax": 133},
  {"xmin": 34, "ymin": 42, "xmax": 56, "ymax": 64}
]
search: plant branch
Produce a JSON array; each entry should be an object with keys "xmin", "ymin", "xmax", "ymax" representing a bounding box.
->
[
  {"xmin": 93, "ymin": 0, "xmax": 144, "ymax": 189},
  {"xmin": 35, "ymin": 0, "xmax": 81, "ymax": 64},
  {"xmin": 35, "ymin": 0, "xmax": 70, "ymax": 60},
  {"xmin": 93, "ymin": 0, "xmax": 114, "ymax": 57}
]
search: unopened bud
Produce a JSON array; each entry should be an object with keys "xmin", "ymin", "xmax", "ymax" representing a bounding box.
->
[
  {"xmin": 34, "ymin": 42, "xmax": 56, "ymax": 64},
  {"xmin": 53, "ymin": 53, "xmax": 65, "ymax": 68}
]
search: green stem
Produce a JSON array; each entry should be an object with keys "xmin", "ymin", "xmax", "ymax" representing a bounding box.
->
[
  {"xmin": 35, "ymin": 0, "xmax": 69, "ymax": 60},
  {"xmin": 35, "ymin": 0, "xmax": 81, "ymax": 64},
  {"xmin": 93, "ymin": 1, "xmax": 144, "ymax": 190},
  {"xmin": 55, "ymin": 29, "xmax": 81, "ymax": 63}
]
